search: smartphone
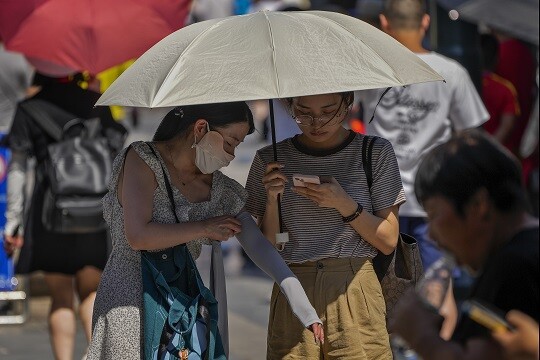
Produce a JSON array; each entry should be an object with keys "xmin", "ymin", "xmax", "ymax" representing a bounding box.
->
[
  {"xmin": 292, "ymin": 174, "xmax": 321, "ymax": 187},
  {"xmin": 462, "ymin": 300, "xmax": 514, "ymax": 333}
]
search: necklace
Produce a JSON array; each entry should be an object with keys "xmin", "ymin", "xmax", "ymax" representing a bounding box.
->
[{"xmin": 166, "ymin": 143, "xmax": 195, "ymax": 187}]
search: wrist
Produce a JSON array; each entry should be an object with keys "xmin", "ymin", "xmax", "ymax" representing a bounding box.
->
[
  {"xmin": 342, "ymin": 203, "xmax": 363, "ymax": 223},
  {"xmin": 198, "ymin": 220, "xmax": 211, "ymax": 238},
  {"xmin": 4, "ymin": 222, "xmax": 22, "ymax": 237},
  {"xmin": 337, "ymin": 198, "xmax": 358, "ymax": 216},
  {"xmin": 266, "ymin": 198, "xmax": 279, "ymax": 209}
]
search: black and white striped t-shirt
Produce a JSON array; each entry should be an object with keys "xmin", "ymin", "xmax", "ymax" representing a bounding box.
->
[{"xmin": 245, "ymin": 132, "xmax": 406, "ymax": 264}]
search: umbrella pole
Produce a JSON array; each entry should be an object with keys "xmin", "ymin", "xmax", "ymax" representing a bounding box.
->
[
  {"xmin": 269, "ymin": 99, "xmax": 284, "ymax": 232},
  {"xmin": 269, "ymin": 99, "xmax": 289, "ymax": 250}
]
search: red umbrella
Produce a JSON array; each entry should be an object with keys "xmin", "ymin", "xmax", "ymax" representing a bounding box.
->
[{"xmin": 0, "ymin": 0, "xmax": 192, "ymax": 75}]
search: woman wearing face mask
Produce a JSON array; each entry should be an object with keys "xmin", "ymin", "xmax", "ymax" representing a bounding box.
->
[
  {"xmin": 245, "ymin": 92, "xmax": 405, "ymax": 359},
  {"xmin": 87, "ymin": 102, "xmax": 324, "ymax": 360}
]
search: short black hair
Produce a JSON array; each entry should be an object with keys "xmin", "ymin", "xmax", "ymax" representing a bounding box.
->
[
  {"xmin": 415, "ymin": 130, "xmax": 527, "ymax": 215},
  {"xmin": 383, "ymin": 0, "xmax": 426, "ymax": 30},
  {"xmin": 153, "ymin": 102, "xmax": 254, "ymax": 141}
]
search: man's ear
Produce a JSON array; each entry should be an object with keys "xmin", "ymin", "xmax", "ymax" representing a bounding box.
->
[
  {"xmin": 379, "ymin": 14, "xmax": 391, "ymax": 33},
  {"xmin": 466, "ymin": 188, "xmax": 491, "ymax": 221},
  {"xmin": 421, "ymin": 14, "xmax": 431, "ymax": 32}
]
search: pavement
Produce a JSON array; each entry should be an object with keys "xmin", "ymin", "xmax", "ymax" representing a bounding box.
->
[{"xmin": 0, "ymin": 109, "xmax": 275, "ymax": 360}]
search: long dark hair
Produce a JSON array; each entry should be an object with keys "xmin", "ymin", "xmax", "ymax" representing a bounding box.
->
[
  {"xmin": 415, "ymin": 130, "xmax": 527, "ymax": 215},
  {"xmin": 153, "ymin": 102, "xmax": 255, "ymax": 141}
]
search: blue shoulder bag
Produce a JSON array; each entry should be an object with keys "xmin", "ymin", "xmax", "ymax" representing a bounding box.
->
[{"xmin": 142, "ymin": 144, "xmax": 226, "ymax": 360}]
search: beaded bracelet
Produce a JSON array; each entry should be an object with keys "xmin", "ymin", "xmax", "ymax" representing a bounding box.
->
[{"xmin": 342, "ymin": 203, "xmax": 364, "ymax": 223}]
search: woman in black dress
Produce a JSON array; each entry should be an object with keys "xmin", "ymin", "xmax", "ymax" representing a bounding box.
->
[{"xmin": 3, "ymin": 72, "xmax": 126, "ymax": 360}]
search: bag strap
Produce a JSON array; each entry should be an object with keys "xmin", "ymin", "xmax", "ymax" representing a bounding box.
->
[
  {"xmin": 146, "ymin": 143, "xmax": 180, "ymax": 223},
  {"xmin": 21, "ymin": 100, "xmax": 64, "ymax": 141},
  {"xmin": 362, "ymin": 135, "xmax": 395, "ymax": 281},
  {"xmin": 145, "ymin": 142, "xmax": 221, "ymax": 359},
  {"xmin": 362, "ymin": 135, "xmax": 377, "ymax": 192}
]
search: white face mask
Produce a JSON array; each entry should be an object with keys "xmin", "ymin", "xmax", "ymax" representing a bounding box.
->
[{"xmin": 192, "ymin": 123, "xmax": 235, "ymax": 174}]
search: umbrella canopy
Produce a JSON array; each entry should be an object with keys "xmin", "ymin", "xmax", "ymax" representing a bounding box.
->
[
  {"xmin": 457, "ymin": 0, "xmax": 539, "ymax": 46},
  {"xmin": 0, "ymin": 0, "xmax": 192, "ymax": 75},
  {"xmin": 96, "ymin": 10, "xmax": 444, "ymax": 108}
]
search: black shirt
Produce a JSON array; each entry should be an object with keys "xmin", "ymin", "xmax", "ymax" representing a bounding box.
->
[{"xmin": 452, "ymin": 227, "xmax": 539, "ymax": 343}]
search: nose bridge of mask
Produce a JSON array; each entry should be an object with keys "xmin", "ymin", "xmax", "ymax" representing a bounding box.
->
[
  {"xmin": 206, "ymin": 132, "xmax": 228, "ymax": 157},
  {"xmin": 202, "ymin": 126, "xmax": 234, "ymax": 161}
]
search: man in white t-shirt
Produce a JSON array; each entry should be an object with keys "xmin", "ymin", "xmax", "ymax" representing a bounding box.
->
[{"xmin": 358, "ymin": 0, "xmax": 489, "ymax": 272}]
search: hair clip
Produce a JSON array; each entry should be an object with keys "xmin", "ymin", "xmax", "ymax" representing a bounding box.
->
[{"xmin": 174, "ymin": 107, "xmax": 184, "ymax": 118}]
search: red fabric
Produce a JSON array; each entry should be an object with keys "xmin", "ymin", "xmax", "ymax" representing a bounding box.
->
[
  {"xmin": 482, "ymin": 72, "xmax": 520, "ymax": 149},
  {"xmin": 0, "ymin": 0, "xmax": 192, "ymax": 75},
  {"xmin": 495, "ymin": 39, "xmax": 536, "ymax": 155}
]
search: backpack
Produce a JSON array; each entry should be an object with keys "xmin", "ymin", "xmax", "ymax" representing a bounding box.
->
[{"xmin": 21, "ymin": 99, "xmax": 112, "ymax": 234}]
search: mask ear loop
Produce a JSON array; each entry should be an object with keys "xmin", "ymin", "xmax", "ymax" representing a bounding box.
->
[{"xmin": 191, "ymin": 121, "xmax": 211, "ymax": 148}]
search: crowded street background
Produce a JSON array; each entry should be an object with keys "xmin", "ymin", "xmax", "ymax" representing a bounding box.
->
[{"xmin": 0, "ymin": 0, "xmax": 538, "ymax": 359}]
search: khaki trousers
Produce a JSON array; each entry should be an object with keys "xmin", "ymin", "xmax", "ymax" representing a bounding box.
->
[{"xmin": 267, "ymin": 258, "xmax": 392, "ymax": 360}]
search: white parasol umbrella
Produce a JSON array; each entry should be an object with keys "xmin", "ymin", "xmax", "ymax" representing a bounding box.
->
[{"xmin": 96, "ymin": 10, "xmax": 444, "ymax": 108}]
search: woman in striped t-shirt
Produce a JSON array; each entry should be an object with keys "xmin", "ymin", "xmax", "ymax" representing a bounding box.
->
[{"xmin": 245, "ymin": 92, "xmax": 405, "ymax": 359}]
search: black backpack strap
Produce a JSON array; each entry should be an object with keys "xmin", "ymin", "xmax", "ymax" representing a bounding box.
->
[
  {"xmin": 362, "ymin": 135, "xmax": 377, "ymax": 192},
  {"xmin": 20, "ymin": 100, "xmax": 64, "ymax": 141},
  {"xmin": 363, "ymin": 135, "xmax": 390, "ymax": 281},
  {"xmin": 146, "ymin": 143, "xmax": 180, "ymax": 224}
]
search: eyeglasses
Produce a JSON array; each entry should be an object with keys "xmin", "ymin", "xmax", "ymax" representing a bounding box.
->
[{"xmin": 291, "ymin": 100, "xmax": 348, "ymax": 128}]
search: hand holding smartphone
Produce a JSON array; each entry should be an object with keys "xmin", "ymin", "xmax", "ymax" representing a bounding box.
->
[
  {"xmin": 292, "ymin": 174, "xmax": 321, "ymax": 187},
  {"xmin": 462, "ymin": 300, "xmax": 514, "ymax": 333}
]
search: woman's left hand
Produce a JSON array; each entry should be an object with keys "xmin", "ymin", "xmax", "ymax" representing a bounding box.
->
[
  {"xmin": 308, "ymin": 322, "xmax": 325, "ymax": 346},
  {"xmin": 292, "ymin": 177, "xmax": 353, "ymax": 212}
]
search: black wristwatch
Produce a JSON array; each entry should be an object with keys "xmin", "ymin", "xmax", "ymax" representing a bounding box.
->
[{"xmin": 342, "ymin": 203, "xmax": 363, "ymax": 223}]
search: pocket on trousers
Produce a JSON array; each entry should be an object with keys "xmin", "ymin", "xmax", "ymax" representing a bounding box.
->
[{"xmin": 348, "ymin": 270, "xmax": 386, "ymax": 325}]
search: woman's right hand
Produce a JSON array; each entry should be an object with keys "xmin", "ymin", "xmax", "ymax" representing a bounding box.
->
[
  {"xmin": 262, "ymin": 162, "xmax": 287, "ymax": 202},
  {"xmin": 309, "ymin": 322, "xmax": 325, "ymax": 346},
  {"xmin": 202, "ymin": 215, "xmax": 242, "ymax": 241}
]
